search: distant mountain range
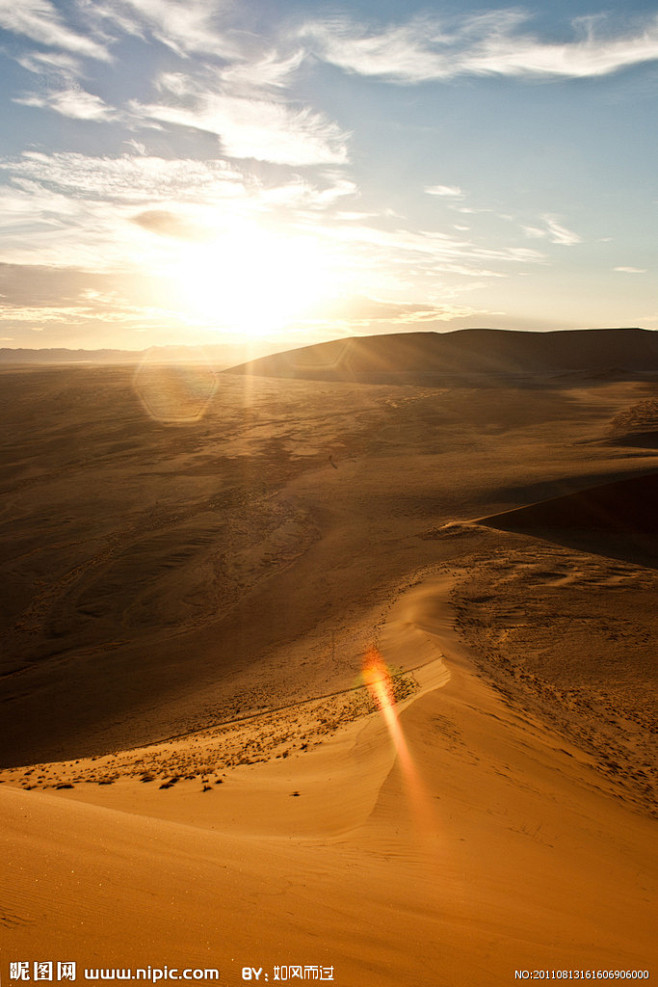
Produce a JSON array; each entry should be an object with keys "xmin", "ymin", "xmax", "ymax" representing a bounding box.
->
[
  {"xmin": 0, "ymin": 341, "xmax": 277, "ymax": 368},
  {"xmin": 226, "ymin": 327, "xmax": 658, "ymax": 381},
  {"xmin": 3, "ymin": 328, "xmax": 658, "ymax": 379},
  {"xmin": 0, "ymin": 346, "xmax": 143, "ymax": 364}
]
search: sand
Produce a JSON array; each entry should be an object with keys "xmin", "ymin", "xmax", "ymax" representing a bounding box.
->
[{"xmin": 1, "ymin": 332, "xmax": 657, "ymax": 985}]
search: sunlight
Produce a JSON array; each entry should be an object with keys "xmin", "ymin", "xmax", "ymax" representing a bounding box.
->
[
  {"xmin": 362, "ymin": 647, "xmax": 413, "ymax": 768},
  {"xmin": 362, "ymin": 646, "xmax": 437, "ymax": 837},
  {"xmin": 173, "ymin": 225, "xmax": 335, "ymax": 337}
]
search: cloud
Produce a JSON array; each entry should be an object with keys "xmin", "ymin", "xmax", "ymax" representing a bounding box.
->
[
  {"xmin": 254, "ymin": 174, "xmax": 358, "ymax": 211},
  {"xmin": 0, "ymin": 152, "xmax": 256, "ymax": 272},
  {"xmin": 0, "ymin": 261, "xmax": 118, "ymax": 306},
  {"xmin": 131, "ymin": 209, "xmax": 213, "ymax": 240},
  {"xmin": 0, "ymin": 151, "xmax": 357, "ymax": 239},
  {"xmin": 0, "ymin": 262, "xmax": 184, "ymax": 337},
  {"xmin": 543, "ymin": 216, "xmax": 582, "ymax": 245},
  {"xmin": 299, "ymin": 10, "xmax": 658, "ymax": 83},
  {"xmin": 322, "ymin": 221, "xmax": 544, "ymax": 273},
  {"xmin": 294, "ymin": 218, "xmax": 545, "ymax": 311},
  {"xmin": 15, "ymin": 86, "xmax": 117, "ymax": 121},
  {"xmin": 0, "ymin": 305, "xmax": 92, "ymax": 323},
  {"xmin": 87, "ymin": 0, "xmax": 239, "ymax": 59},
  {"xmin": 219, "ymin": 49, "xmax": 306, "ymax": 93},
  {"xmin": 16, "ymin": 50, "xmax": 82, "ymax": 74},
  {"xmin": 1, "ymin": 1, "xmax": 347, "ymax": 167},
  {"xmin": 523, "ymin": 215, "xmax": 582, "ymax": 245},
  {"xmin": 125, "ymin": 52, "xmax": 349, "ymax": 166},
  {"xmin": 0, "ymin": 151, "xmax": 245, "ymax": 202},
  {"xmin": 307, "ymin": 295, "xmax": 475, "ymax": 326},
  {"xmin": 298, "ymin": 15, "xmax": 453, "ymax": 85},
  {"xmin": 0, "ymin": 0, "xmax": 110, "ymax": 60},
  {"xmin": 425, "ymin": 184, "xmax": 463, "ymax": 198},
  {"xmin": 614, "ymin": 266, "xmax": 647, "ymax": 273},
  {"xmin": 130, "ymin": 90, "xmax": 349, "ymax": 165},
  {"xmin": 0, "ymin": 150, "xmax": 361, "ymax": 285}
]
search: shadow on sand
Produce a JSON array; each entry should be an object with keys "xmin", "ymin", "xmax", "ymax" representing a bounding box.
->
[{"xmin": 481, "ymin": 470, "xmax": 658, "ymax": 569}]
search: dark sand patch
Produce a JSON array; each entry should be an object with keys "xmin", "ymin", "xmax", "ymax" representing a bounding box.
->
[{"xmin": 481, "ymin": 470, "xmax": 658, "ymax": 566}]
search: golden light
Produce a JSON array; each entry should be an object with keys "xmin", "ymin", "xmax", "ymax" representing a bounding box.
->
[
  {"xmin": 362, "ymin": 646, "xmax": 412, "ymax": 764},
  {"xmin": 362, "ymin": 646, "xmax": 437, "ymax": 836},
  {"xmin": 173, "ymin": 224, "xmax": 336, "ymax": 338}
]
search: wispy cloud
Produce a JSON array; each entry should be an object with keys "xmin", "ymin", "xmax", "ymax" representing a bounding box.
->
[
  {"xmin": 0, "ymin": 261, "xmax": 185, "ymax": 340},
  {"xmin": 15, "ymin": 86, "xmax": 117, "ymax": 121},
  {"xmin": 302, "ymin": 218, "xmax": 545, "ymax": 305},
  {"xmin": 302, "ymin": 295, "xmax": 478, "ymax": 328},
  {"xmin": 425, "ymin": 184, "xmax": 463, "ymax": 198},
  {"xmin": 16, "ymin": 50, "xmax": 82, "ymax": 75},
  {"xmin": 614, "ymin": 266, "xmax": 647, "ymax": 273},
  {"xmin": 0, "ymin": 304, "xmax": 97, "ymax": 322},
  {"xmin": 0, "ymin": 261, "xmax": 117, "ymax": 306},
  {"xmin": 130, "ymin": 87, "xmax": 349, "ymax": 165},
  {"xmin": 0, "ymin": 152, "xmax": 249, "ymax": 270},
  {"xmin": 0, "ymin": 151, "xmax": 245, "ymax": 203},
  {"xmin": 219, "ymin": 49, "xmax": 306, "ymax": 93},
  {"xmin": 300, "ymin": 10, "xmax": 658, "ymax": 83},
  {"xmin": 131, "ymin": 209, "xmax": 214, "ymax": 241},
  {"xmin": 0, "ymin": 0, "xmax": 110, "ymax": 60},
  {"xmin": 2, "ymin": 0, "xmax": 345, "ymax": 167},
  {"xmin": 86, "ymin": 0, "xmax": 239, "ymax": 59},
  {"xmin": 523, "ymin": 214, "xmax": 582, "ymax": 245}
]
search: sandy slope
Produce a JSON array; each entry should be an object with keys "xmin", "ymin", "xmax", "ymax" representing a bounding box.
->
[{"xmin": 1, "ymin": 572, "xmax": 657, "ymax": 986}]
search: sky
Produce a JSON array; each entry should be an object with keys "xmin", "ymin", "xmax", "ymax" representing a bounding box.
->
[{"xmin": 0, "ymin": 0, "xmax": 657, "ymax": 352}]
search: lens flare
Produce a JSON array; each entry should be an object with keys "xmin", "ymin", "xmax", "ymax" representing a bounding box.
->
[
  {"xmin": 362, "ymin": 646, "xmax": 411, "ymax": 763},
  {"xmin": 133, "ymin": 349, "xmax": 217, "ymax": 424},
  {"xmin": 362, "ymin": 646, "xmax": 436, "ymax": 835}
]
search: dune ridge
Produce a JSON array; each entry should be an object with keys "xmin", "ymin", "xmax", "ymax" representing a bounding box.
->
[{"xmin": 228, "ymin": 327, "xmax": 658, "ymax": 381}]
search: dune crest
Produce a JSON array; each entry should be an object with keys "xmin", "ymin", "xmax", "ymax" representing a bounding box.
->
[{"xmin": 228, "ymin": 327, "xmax": 658, "ymax": 382}]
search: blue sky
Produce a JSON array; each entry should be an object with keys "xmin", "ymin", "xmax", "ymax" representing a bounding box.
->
[{"xmin": 0, "ymin": 0, "xmax": 656, "ymax": 350}]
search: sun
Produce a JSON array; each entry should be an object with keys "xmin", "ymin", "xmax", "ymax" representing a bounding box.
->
[{"xmin": 172, "ymin": 224, "xmax": 335, "ymax": 338}]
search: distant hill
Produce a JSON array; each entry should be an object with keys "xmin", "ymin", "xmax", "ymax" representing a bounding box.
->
[
  {"xmin": 225, "ymin": 328, "xmax": 658, "ymax": 382},
  {"xmin": 0, "ymin": 347, "xmax": 143, "ymax": 365},
  {"xmin": 4, "ymin": 328, "xmax": 658, "ymax": 377},
  {"xmin": 0, "ymin": 342, "xmax": 276, "ymax": 368}
]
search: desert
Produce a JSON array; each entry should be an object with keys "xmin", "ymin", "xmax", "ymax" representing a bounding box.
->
[{"xmin": 0, "ymin": 328, "xmax": 657, "ymax": 986}]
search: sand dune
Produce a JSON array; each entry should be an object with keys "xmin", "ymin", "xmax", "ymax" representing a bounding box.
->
[
  {"xmin": 481, "ymin": 469, "xmax": 658, "ymax": 562},
  {"xmin": 229, "ymin": 327, "xmax": 658, "ymax": 382},
  {"xmin": 1, "ymin": 572, "xmax": 656, "ymax": 984},
  {"xmin": 1, "ymin": 341, "xmax": 657, "ymax": 985},
  {"xmin": 483, "ymin": 469, "xmax": 658, "ymax": 534},
  {"xmin": 608, "ymin": 397, "xmax": 658, "ymax": 448}
]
